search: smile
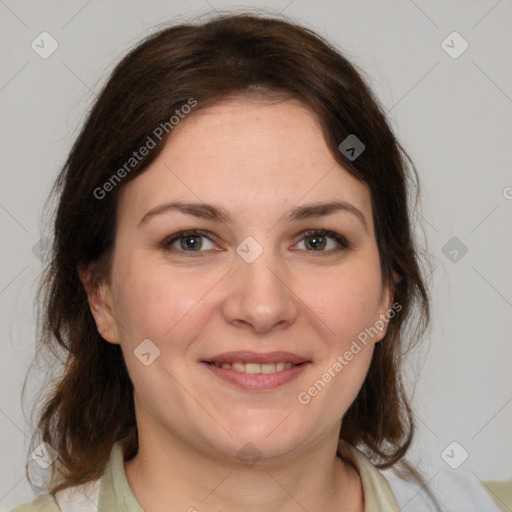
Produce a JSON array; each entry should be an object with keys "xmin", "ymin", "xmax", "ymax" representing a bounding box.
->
[
  {"xmin": 201, "ymin": 351, "xmax": 311, "ymax": 391},
  {"xmin": 206, "ymin": 361, "xmax": 298, "ymax": 374}
]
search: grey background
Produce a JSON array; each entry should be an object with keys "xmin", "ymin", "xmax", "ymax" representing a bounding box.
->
[{"xmin": 1, "ymin": 0, "xmax": 511, "ymax": 509}]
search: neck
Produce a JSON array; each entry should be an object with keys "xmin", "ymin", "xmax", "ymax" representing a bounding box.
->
[{"xmin": 124, "ymin": 424, "xmax": 364, "ymax": 512}]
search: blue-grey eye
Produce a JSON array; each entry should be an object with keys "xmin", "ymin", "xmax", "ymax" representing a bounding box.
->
[
  {"xmin": 163, "ymin": 230, "xmax": 216, "ymax": 252},
  {"xmin": 296, "ymin": 230, "xmax": 350, "ymax": 252}
]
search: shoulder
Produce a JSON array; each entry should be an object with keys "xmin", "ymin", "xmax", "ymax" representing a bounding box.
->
[
  {"xmin": 480, "ymin": 479, "xmax": 512, "ymax": 512},
  {"xmin": 10, "ymin": 477, "xmax": 102, "ymax": 512},
  {"xmin": 10, "ymin": 494, "xmax": 59, "ymax": 512},
  {"xmin": 380, "ymin": 466, "xmax": 511, "ymax": 512}
]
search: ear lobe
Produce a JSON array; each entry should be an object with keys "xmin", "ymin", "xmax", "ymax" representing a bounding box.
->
[
  {"xmin": 375, "ymin": 284, "xmax": 395, "ymax": 343},
  {"xmin": 77, "ymin": 264, "xmax": 120, "ymax": 344}
]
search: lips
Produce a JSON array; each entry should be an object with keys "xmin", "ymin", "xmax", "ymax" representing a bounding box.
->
[
  {"xmin": 208, "ymin": 361, "xmax": 297, "ymax": 374},
  {"xmin": 203, "ymin": 350, "xmax": 310, "ymax": 365},
  {"xmin": 200, "ymin": 351, "xmax": 311, "ymax": 391}
]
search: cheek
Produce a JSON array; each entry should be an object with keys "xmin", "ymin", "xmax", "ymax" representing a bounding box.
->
[
  {"xmin": 111, "ymin": 260, "xmax": 220, "ymax": 401},
  {"xmin": 306, "ymin": 260, "xmax": 384, "ymax": 343},
  {"xmin": 293, "ymin": 259, "xmax": 382, "ymax": 412},
  {"xmin": 112, "ymin": 256, "xmax": 220, "ymax": 348}
]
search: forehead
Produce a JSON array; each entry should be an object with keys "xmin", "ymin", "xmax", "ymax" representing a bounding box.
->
[{"xmin": 117, "ymin": 97, "xmax": 373, "ymax": 228}]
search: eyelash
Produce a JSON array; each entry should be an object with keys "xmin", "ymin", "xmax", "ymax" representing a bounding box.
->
[{"xmin": 160, "ymin": 229, "xmax": 352, "ymax": 256}]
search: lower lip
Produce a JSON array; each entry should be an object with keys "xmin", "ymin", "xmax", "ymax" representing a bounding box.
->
[{"xmin": 201, "ymin": 362, "xmax": 310, "ymax": 391}]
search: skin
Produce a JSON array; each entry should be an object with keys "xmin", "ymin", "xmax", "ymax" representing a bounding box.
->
[{"xmin": 80, "ymin": 96, "xmax": 393, "ymax": 512}]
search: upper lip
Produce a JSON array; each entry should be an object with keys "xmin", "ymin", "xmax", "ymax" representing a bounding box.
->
[{"xmin": 202, "ymin": 351, "xmax": 310, "ymax": 365}]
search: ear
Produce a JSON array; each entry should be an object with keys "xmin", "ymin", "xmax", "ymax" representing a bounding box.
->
[
  {"xmin": 78, "ymin": 264, "xmax": 120, "ymax": 344},
  {"xmin": 374, "ymin": 279, "xmax": 396, "ymax": 343}
]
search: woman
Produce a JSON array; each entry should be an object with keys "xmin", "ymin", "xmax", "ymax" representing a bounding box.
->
[{"xmin": 13, "ymin": 12, "xmax": 509, "ymax": 512}]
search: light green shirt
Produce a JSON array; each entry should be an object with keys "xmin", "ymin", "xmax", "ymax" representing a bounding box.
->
[{"xmin": 11, "ymin": 440, "xmax": 511, "ymax": 511}]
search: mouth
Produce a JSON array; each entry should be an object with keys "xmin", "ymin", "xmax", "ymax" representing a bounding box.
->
[
  {"xmin": 205, "ymin": 361, "xmax": 303, "ymax": 374},
  {"xmin": 200, "ymin": 351, "xmax": 311, "ymax": 391}
]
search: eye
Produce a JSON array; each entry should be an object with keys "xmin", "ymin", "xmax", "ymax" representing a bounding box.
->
[
  {"xmin": 295, "ymin": 229, "xmax": 351, "ymax": 253},
  {"xmin": 160, "ymin": 228, "xmax": 351, "ymax": 257},
  {"xmin": 161, "ymin": 230, "xmax": 217, "ymax": 255}
]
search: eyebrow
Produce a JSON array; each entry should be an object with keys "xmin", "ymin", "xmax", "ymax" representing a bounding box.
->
[{"xmin": 138, "ymin": 200, "xmax": 368, "ymax": 232}]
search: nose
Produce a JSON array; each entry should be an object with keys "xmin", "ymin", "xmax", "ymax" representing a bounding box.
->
[{"xmin": 222, "ymin": 246, "xmax": 299, "ymax": 334}]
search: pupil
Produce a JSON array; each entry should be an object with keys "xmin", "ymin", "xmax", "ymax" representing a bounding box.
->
[
  {"xmin": 308, "ymin": 235, "xmax": 325, "ymax": 250},
  {"xmin": 182, "ymin": 236, "xmax": 201, "ymax": 250}
]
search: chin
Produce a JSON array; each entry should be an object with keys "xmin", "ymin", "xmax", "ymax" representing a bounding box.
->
[{"xmin": 211, "ymin": 412, "xmax": 311, "ymax": 463}]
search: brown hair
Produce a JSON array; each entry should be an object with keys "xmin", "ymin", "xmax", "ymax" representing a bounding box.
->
[{"xmin": 26, "ymin": 10, "xmax": 432, "ymax": 494}]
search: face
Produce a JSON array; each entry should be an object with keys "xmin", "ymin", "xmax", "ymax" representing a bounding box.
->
[{"xmin": 82, "ymin": 96, "xmax": 393, "ymax": 464}]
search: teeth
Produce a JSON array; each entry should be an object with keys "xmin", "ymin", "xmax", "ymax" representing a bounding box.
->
[
  {"xmin": 261, "ymin": 363, "xmax": 276, "ymax": 374},
  {"xmin": 211, "ymin": 362, "xmax": 298, "ymax": 374},
  {"xmin": 245, "ymin": 363, "xmax": 260, "ymax": 374},
  {"xmin": 232, "ymin": 362, "xmax": 245, "ymax": 372}
]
